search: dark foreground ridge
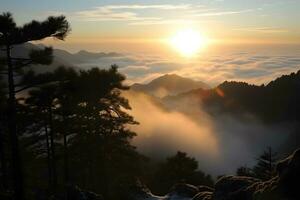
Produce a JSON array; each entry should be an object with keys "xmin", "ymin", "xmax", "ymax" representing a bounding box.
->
[
  {"xmin": 129, "ymin": 148, "xmax": 300, "ymax": 200},
  {"xmin": 19, "ymin": 148, "xmax": 299, "ymax": 200},
  {"xmin": 3, "ymin": 146, "xmax": 297, "ymax": 200}
]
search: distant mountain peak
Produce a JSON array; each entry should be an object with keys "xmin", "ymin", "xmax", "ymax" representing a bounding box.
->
[
  {"xmin": 74, "ymin": 50, "xmax": 122, "ymax": 59},
  {"xmin": 131, "ymin": 74, "xmax": 210, "ymax": 98}
]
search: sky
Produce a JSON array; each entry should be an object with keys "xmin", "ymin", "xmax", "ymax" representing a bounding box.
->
[
  {"xmin": 2, "ymin": 0, "xmax": 300, "ymax": 50},
  {"xmin": 2, "ymin": 0, "xmax": 300, "ymax": 85}
]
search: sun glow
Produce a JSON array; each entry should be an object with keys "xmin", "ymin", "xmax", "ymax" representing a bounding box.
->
[{"xmin": 169, "ymin": 29, "xmax": 207, "ymax": 57}]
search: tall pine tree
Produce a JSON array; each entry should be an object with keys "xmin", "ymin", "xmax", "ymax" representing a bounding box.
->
[{"xmin": 0, "ymin": 12, "xmax": 70, "ymax": 200}]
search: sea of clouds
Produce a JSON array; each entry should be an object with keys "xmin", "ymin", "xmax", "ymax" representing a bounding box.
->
[
  {"xmin": 77, "ymin": 44, "xmax": 300, "ymax": 87},
  {"xmin": 77, "ymin": 44, "xmax": 300, "ymax": 176}
]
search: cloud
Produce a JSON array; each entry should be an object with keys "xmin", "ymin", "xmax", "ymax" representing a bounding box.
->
[
  {"xmin": 123, "ymin": 90, "xmax": 290, "ymax": 175},
  {"xmin": 194, "ymin": 9, "xmax": 254, "ymax": 17},
  {"xmin": 75, "ymin": 45, "xmax": 300, "ymax": 86},
  {"xmin": 124, "ymin": 91, "xmax": 220, "ymax": 169},
  {"xmin": 234, "ymin": 27, "xmax": 289, "ymax": 33},
  {"xmin": 73, "ymin": 4, "xmax": 191, "ymax": 22},
  {"xmin": 72, "ymin": 47, "xmax": 299, "ymax": 175},
  {"xmin": 129, "ymin": 19, "xmax": 196, "ymax": 26},
  {"xmin": 72, "ymin": 4, "xmax": 257, "ymax": 25},
  {"xmin": 102, "ymin": 4, "xmax": 192, "ymax": 10},
  {"xmin": 75, "ymin": 8, "xmax": 157, "ymax": 22}
]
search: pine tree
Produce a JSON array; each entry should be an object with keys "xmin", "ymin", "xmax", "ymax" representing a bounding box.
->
[
  {"xmin": 24, "ymin": 67, "xmax": 78, "ymax": 191},
  {"xmin": 67, "ymin": 66, "xmax": 143, "ymax": 199},
  {"xmin": 253, "ymin": 147, "xmax": 278, "ymax": 180},
  {"xmin": 153, "ymin": 151, "xmax": 213, "ymax": 195},
  {"xmin": 236, "ymin": 166, "xmax": 253, "ymax": 177},
  {"xmin": 0, "ymin": 64, "xmax": 8, "ymax": 190},
  {"xmin": 0, "ymin": 12, "xmax": 70, "ymax": 200}
]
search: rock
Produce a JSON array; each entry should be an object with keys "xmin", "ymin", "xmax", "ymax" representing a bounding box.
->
[
  {"xmin": 130, "ymin": 148, "xmax": 300, "ymax": 200},
  {"xmin": 167, "ymin": 183, "xmax": 199, "ymax": 198},
  {"xmin": 276, "ymin": 148, "xmax": 300, "ymax": 199},
  {"xmin": 249, "ymin": 148, "xmax": 300, "ymax": 200},
  {"xmin": 129, "ymin": 179, "xmax": 163, "ymax": 200},
  {"xmin": 191, "ymin": 186, "xmax": 214, "ymax": 200},
  {"xmin": 197, "ymin": 186, "xmax": 214, "ymax": 193},
  {"xmin": 212, "ymin": 148, "xmax": 300, "ymax": 200},
  {"xmin": 213, "ymin": 176, "xmax": 259, "ymax": 200},
  {"xmin": 130, "ymin": 182, "xmax": 200, "ymax": 200},
  {"xmin": 192, "ymin": 192, "xmax": 213, "ymax": 200}
]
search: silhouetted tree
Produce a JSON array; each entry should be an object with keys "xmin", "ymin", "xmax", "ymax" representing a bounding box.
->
[
  {"xmin": 0, "ymin": 68, "xmax": 8, "ymax": 190},
  {"xmin": 26, "ymin": 85, "xmax": 59, "ymax": 190},
  {"xmin": 236, "ymin": 166, "xmax": 254, "ymax": 177},
  {"xmin": 0, "ymin": 12, "xmax": 70, "ymax": 199},
  {"xmin": 51, "ymin": 67, "xmax": 78, "ymax": 186},
  {"xmin": 253, "ymin": 147, "xmax": 278, "ymax": 180},
  {"xmin": 152, "ymin": 151, "xmax": 213, "ymax": 195},
  {"xmin": 23, "ymin": 67, "xmax": 78, "ymax": 193},
  {"xmin": 66, "ymin": 66, "xmax": 144, "ymax": 199}
]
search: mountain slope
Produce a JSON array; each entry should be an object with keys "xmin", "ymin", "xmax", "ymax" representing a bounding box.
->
[
  {"xmin": 0, "ymin": 43, "xmax": 126, "ymax": 74},
  {"xmin": 163, "ymin": 70, "xmax": 300, "ymax": 123},
  {"xmin": 0, "ymin": 43, "xmax": 75, "ymax": 73},
  {"xmin": 131, "ymin": 74, "xmax": 210, "ymax": 98}
]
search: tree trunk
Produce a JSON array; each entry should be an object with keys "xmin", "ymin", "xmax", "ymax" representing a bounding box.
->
[
  {"xmin": 62, "ymin": 115, "xmax": 69, "ymax": 185},
  {"xmin": 63, "ymin": 133, "xmax": 69, "ymax": 184},
  {"xmin": 6, "ymin": 42, "xmax": 25, "ymax": 200},
  {"xmin": 0, "ymin": 121, "xmax": 8, "ymax": 190},
  {"xmin": 44, "ymin": 117, "xmax": 52, "ymax": 189},
  {"xmin": 48, "ymin": 107, "xmax": 57, "ymax": 192}
]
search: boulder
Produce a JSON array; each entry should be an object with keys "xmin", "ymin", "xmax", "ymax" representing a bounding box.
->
[
  {"xmin": 129, "ymin": 179, "xmax": 163, "ymax": 200},
  {"xmin": 276, "ymin": 148, "xmax": 300, "ymax": 199},
  {"xmin": 167, "ymin": 183, "xmax": 199, "ymax": 198},
  {"xmin": 197, "ymin": 186, "xmax": 214, "ymax": 193},
  {"xmin": 212, "ymin": 148, "xmax": 300, "ymax": 200},
  {"xmin": 213, "ymin": 176, "xmax": 259, "ymax": 200},
  {"xmin": 192, "ymin": 191, "xmax": 213, "ymax": 200},
  {"xmin": 130, "ymin": 148, "xmax": 300, "ymax": 200}
]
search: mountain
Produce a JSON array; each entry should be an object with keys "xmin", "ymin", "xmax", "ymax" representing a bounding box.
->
[
  {"xmin": 163, "ymin": 70, "xmax": 300, "ymax": 123},
  {"xmin": 0, "ymin": 43, "xmax": 75, "ymax": 73},
  {"xmin": 161, "ymin": 70, "xmax": 300, "ymax": 154},
  {"xmin": 0, "ymin": 43, "xmax": 123, "ymax": 71},
  {"xmin": 131, "ymin": 74, "xmax": 210, "ymax": 98},
  {"xmin": 72, "ymin": 50, "xmax": 121, "ymax": 62},
  {"xmin": 53, "ymin": 49, "xmax": 122, "ymax": 64}
]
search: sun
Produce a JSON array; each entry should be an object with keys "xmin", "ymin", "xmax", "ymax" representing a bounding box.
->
[{"xmin": 169, "ymin": 29, "xmax": 207, "ymax": 57}]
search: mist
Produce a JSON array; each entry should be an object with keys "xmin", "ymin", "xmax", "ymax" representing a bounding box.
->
[{"xmin": 124, "ymin": 90, "xmax": 291, "ymax": 176}]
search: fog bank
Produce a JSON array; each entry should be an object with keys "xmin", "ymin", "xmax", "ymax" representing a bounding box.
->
[{"xmin": 124, "ymin": 91, "xmax": 291, "ymax": 176}]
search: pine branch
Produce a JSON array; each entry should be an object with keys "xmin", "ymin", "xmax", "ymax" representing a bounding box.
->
[
  {"xmin": 15, "ymin": 84, "xmax": 37, "ymax": 93},
  {"xmin": 13, "ymin": 61, "xmax": 33, "ymax": 70}
]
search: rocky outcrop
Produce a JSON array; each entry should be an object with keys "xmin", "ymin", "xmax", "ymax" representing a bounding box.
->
[
  {"xmin": 129, "ymin": 180, "xmax": 164, "ymax": 200},
  {"xmin": 165, "ymin": 183, "xmax": 199, "ymax": 200},
  {"xmin": 133, "ymin": 148, "xmax": 300, "ymax": 200},
  {"xmin": 215, "ymin": 148, "xmax": 300, "ymax": 200},
  {"xmin": 192, "ymin": 192, "xmax": 212, "ymax": 200},
  {"xmin": 166, "ymin": 183, "xmax": 199, "ymax": 199},
  {"xmin": 131, "ymin": 182, "xmax": 203, "ymax": 200},
  {"xmin": 212, "ymin": 176, "xmax": 259, "ymax": 200}
]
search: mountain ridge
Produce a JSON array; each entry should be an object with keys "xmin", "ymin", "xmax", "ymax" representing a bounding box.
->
[
  {"xmin": 163, "ymin": 69, "xmax": 300, "ymax": 124},
  {"xmin": 131, "ymin": 74, "xmax": 210, "ymax": 98}
]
